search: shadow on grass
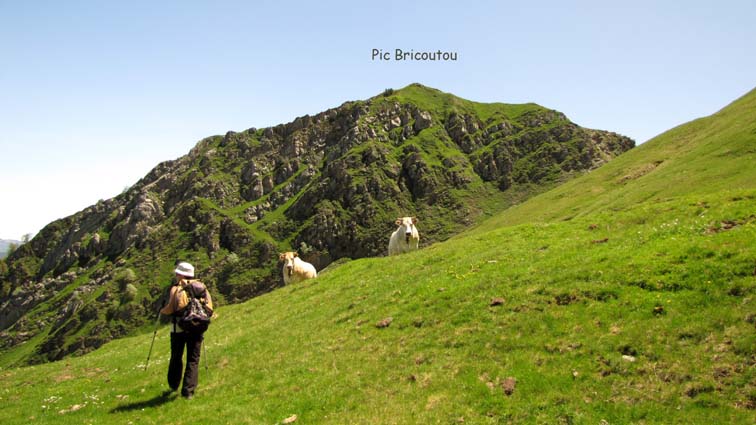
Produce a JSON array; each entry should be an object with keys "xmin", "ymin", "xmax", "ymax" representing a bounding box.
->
[{"xmin": 110, "ymin": 391, "xmax": 177, "ymax": 413}]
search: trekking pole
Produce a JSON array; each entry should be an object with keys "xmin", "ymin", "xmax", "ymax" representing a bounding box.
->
[
  {"xmin": 144, "ymin": 311, "xmax": 161, "ymax": 371},
  {"xmin": 145, "ymin": 285, "xmax": 170, "ymax": 372},
  {"xmin": 202, "ymin": 339, "xmax": 209, "ymax": 372}
]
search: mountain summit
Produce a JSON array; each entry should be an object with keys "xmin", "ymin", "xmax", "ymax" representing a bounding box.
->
[{"xmin": 0, "ymin": 84, "xmax": 633, "ymax": 364}]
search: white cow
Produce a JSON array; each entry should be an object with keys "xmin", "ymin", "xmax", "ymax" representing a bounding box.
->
[
  {"xmin": 279, "ymin": 251, "xmax": 317, "ymax": 285},
  {"xmin": 388, "ymin": 217, "xmax": 420, "ymax": 256}
]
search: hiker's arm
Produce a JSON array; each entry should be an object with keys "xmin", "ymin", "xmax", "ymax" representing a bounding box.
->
[
  {"xmin": 157, "ymin": 284, "xmax": 172, "ymax": 309},
  {"xmin": 159, "ymin": 286, "xmax": 178, "ymax": 315}
]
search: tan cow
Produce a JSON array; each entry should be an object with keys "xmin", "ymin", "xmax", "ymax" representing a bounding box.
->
[
  {"xmin": 388, "ymin": 217, "xmax": 420, "ymax": 256},
  {"xmin": 279, "ymin": 252, "xmax": 317, "ymax": 285}
]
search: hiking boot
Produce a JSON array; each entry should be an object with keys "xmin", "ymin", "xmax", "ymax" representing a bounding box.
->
[{"xmin": 182, "ymin": 393, "xmax": 193, "ymax": 400}]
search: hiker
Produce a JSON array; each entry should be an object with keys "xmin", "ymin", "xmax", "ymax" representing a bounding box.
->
[{"xmin": 159, "ymin": 261, "xmax": 213, "ymax": 399}]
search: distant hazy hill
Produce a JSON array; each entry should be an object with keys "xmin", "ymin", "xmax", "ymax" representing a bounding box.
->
[
  {"xmin": 0, "ymin": 83, "xmax": 633, "ymax": 365},
  {"xmin": 0, "ymin": 240, "xmax": 20, "ymax": 259}
]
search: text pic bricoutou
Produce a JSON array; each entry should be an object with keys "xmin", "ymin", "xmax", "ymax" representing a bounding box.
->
[{"xmin": 372, "ymin": 48, "xmax": 458, "ymax": 61}]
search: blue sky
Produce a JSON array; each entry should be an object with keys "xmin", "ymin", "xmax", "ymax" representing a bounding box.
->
[{"xmin": 1, "ymin": 0, "xmax": 755, "ymax": 240}]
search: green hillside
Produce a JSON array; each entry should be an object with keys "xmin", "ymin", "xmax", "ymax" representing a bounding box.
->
[
  {"xmin": 1, "ymin": 87, "xmax": 754, "ymax": 424},
  {"xmin": 478, "ymin": 87, "xmax": 756, "ymax": 229}
]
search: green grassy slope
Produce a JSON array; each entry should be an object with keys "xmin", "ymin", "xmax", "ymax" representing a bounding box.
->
[
  {"xmin": 1, "ymin": 88, "xmax": 754, "ymax": 424},
  {"xmin": 388, "ymin": 83, "xmax": 545, "ymax": 121},
  {"xmin": 0, "ymin": 189, "xmax": 754, "ymax": 424}
]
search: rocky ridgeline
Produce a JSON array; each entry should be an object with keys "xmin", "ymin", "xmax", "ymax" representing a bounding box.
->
[{"xmin": 0, "ymin": 84, "xmax": 633, "ymax": 364}]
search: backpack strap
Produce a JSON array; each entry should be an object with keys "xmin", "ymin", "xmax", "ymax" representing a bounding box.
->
[
  {"xmin": 182, "ymin": 282, "xmax": 195, "ymax": 299},
  {"xmin": 179, "ymin": 280, "xmax": 213, "ymax": 316},
  {"xmin": 184, "ymin": 280, "xmax": 208, "ymax": 301}
]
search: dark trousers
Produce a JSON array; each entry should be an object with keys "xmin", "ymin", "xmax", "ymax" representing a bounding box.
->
[{"xmin": 168, "ymin": 331, "xmax": 204, "ymax": 396}]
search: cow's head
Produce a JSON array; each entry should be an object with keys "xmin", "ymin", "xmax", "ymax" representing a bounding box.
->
[
  {"xmin": 395, "ymin": 217, "xmax": 418, "ymax": 242},
  {"xmin": 279, "ymin": 252, "xmax": 298, "ymax": 276}
]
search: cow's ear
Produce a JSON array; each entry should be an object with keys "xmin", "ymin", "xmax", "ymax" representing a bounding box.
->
[
  {"xmin": 396, "ymin": 218, "xmax": 403, "ymax": 225},
  {"xmin": 412, "ymin": 217, "xmax": 418, "ymax": 224},
  {"xmin": 279, "ymin": 253, "xmax": 285, "ymax": 260},
  {"xmin": 294, "ymin": 252, "xmax": 299, "ymax": 258}
]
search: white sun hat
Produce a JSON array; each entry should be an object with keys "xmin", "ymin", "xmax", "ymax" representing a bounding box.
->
[{"xmin": 174, "ymin": 262, "xmax": 195, "ymax": 278}]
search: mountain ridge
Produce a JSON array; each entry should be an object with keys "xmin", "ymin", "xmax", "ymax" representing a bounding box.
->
[{"xmin": 0, "ymin": 83, "xmax": 634, "ymax": 365}]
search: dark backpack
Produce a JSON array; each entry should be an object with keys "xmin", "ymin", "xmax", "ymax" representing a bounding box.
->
[{"xmin": 177, "ymin": 280, "xmax": 212, "ymax": 334}]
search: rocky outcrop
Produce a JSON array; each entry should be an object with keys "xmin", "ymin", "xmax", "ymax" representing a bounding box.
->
[
  {"xmin": 106, "ymin": 192, "xmax": 165, "ymax": 255},
  {"xmin": 446, "ymin": 112, "xmax": 484, "ymax": 153},
  {"xmin": 220, "ymin": 219, "xmax": 252, "ymax": 252},
  {"xmin": 0, "ymin": 271, "xmax": 78, "ymax": 331}
]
